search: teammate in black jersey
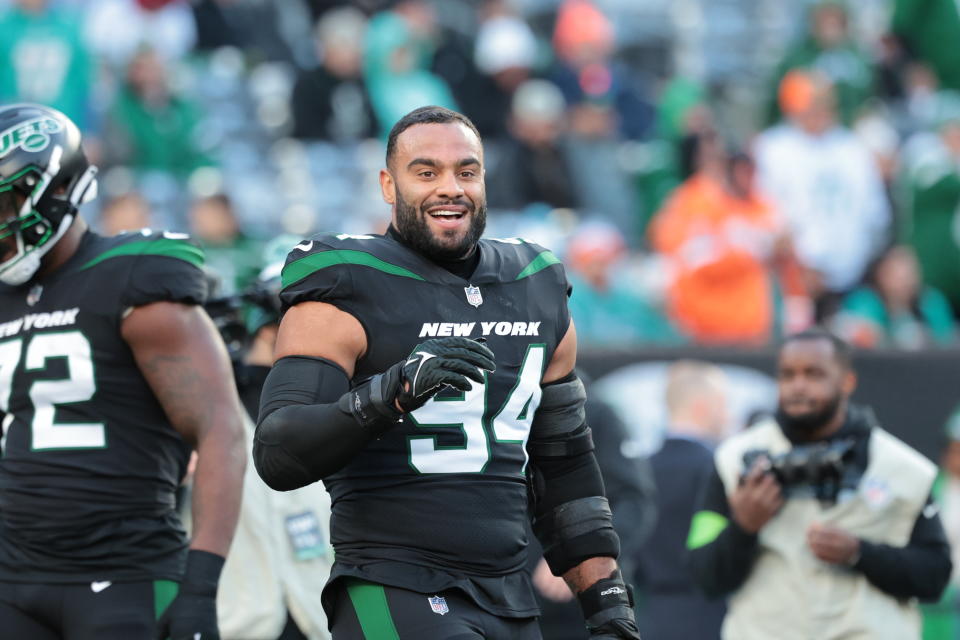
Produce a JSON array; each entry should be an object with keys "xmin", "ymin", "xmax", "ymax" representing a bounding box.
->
[
  {"xmin": 0, "ymin": 103, "xmax": 246, "ymax": 639},
  {"xmin": 255, "ymin": 106, "xmax": 642, "ymax": 639}
]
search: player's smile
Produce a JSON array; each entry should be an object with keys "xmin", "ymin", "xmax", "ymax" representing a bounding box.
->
[{"xmin": 424, "ymin": 202, "xmax": 471, "ymax": 230}]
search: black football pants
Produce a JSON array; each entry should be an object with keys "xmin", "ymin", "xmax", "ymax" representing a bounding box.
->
[
  {"xmin": 0, "ymin": 578, "xmax": 179, "ymax": 639},
  {"xmin": 330, "ymin": 578, "xmax": 542, "ymax": 640}
]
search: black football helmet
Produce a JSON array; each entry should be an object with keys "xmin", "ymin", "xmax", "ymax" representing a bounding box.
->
[{"xmin": 0, "ymin": 103, "xmax": 98, "ymax": 285}]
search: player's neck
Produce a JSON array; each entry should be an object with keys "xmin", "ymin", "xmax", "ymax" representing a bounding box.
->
[
  {"xmin": 37, "ymin": 218, "xmax": 88, "ymax": 279},
  {"xmin": 387, "ymin": 225, "xmax": 480, "ymax": 279}
]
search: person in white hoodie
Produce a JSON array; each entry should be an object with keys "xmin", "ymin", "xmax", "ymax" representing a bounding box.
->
[{"xmin": 754, "ymin": 70, "xmax": 891, "ymax": 313}]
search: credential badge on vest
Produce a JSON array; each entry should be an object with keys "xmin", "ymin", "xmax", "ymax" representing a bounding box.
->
[
  {"xmin": 26, "ymin": 284, "xmax": 43, "ymax": 307},
  {"xmin": 464, "ymin": 284, "xmax": 483, "ymax": 307},
  {"xmin": 428, "ymin": 595, "xmax": 449, "ymax": 615}
]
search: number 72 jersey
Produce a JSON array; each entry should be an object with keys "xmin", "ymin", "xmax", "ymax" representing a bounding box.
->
[
  {"xmin": 280, "ymin": 232, "xmax": 573, "ymax": 581},
  {"xmin": 0, "ymin": 229, "xmax": 207, "ymax": 583}
]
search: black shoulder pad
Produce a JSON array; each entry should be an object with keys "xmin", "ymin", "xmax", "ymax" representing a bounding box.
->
[{"xmin": 79, "ymin": 230, "xmax": 207, "ymax": 307}]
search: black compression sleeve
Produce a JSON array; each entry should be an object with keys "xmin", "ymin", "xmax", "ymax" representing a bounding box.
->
[
  {"xmin": 854, "ymin": 495, "xmax": 953, "ymax": 601},
  {"xmin": 688, "ymin": 465, "xmax": 760, "ymax": 597},
  {"xmin": 253, "ymin": 356, "xmax": 371, "ymax": 491}
]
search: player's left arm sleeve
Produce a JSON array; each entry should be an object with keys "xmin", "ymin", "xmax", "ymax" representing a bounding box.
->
[
  {"xmin": 853, "ymin": 495, "xmax": 953, "ymax": 601},
  {"xmin": 528, "ymin": 373, "xmax": 620, "ymax": 576}
]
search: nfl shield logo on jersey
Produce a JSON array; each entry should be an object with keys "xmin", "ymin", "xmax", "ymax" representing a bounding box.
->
[
  {"xmin": 428, "ymin": 595, "xmax": 449, "ymax": 615},
  {"xmin": 26, "ymin": 284, "xmax": 43, "ymax": 306},
  {"xmin": 464, "ymin": 285, "xmax": 483, "ymax": 307}
]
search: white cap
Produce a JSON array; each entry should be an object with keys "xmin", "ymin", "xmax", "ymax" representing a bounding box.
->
[{"xmin": 474, "ymin": 15, "xmax": 537, "ymax": 75}]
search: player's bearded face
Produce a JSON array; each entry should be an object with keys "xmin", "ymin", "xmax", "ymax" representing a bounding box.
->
[{"xmin": 393, "ymin": 185, "xmax": 486, "ymax": 260}]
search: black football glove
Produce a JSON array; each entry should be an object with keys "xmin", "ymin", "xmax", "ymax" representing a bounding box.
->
[
  {"xmin": 345, "ymin": 337, "xmax": 496, "ymax": 433},
  {"xmin": 578, "ymin": 570, "xmax": 642, "ymax": 639},
  {"xmin": 155, "ymin": 550, "xmax": 224, "ymax": 640}
]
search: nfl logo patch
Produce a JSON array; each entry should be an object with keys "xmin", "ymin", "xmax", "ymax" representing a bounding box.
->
[
  {"xmin": 464, "ymin": 285, "xmax": 483, "ymax": 307},
  {"xmin": 428, "ymin": 595, "xmax": 449, "ymax": 615},
  {"xmin": 26, "ymin": 284, "xmax": 43, "ymax": 307}
]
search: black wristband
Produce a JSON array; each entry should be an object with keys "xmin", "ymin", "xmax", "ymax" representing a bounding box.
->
[
  {"xmin": 342, "ymin": 370, "xmax": 402, "ymax": 435},
  {"xmin": 181, "ymin": 550, "xmax": 225, "ymax": 596},
  {"xmin": 577, "ymin": 569, "xmax": 633, "ymax": 619}
]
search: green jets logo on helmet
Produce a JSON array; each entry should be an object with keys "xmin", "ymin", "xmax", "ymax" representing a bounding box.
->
[{"xmin": 0, "ymin": 117, "xmax": 63, "ymax": 159}]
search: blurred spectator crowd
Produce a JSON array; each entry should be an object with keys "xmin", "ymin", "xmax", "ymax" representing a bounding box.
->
[{"xmin": 4, "ymin": 0, "xmax": 960, "ymax": 350}]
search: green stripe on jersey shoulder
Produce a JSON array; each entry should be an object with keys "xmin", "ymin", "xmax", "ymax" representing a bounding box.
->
[
  {"xmin": 687, "ymin": 510, "xmax": 730, "ymax": 550},
  {"xmin": 345, "ymin": 578, "xmax": 401, "ymax": 640},
  {"xmin": 515, "ymin": 249, "xmax": 561, "ymax": 280},
  {"xmin": 79, "ymin": 237, "xmax": 204, "ymax": 271},
  {"xmin": 281, "ymin": 249, "xmax": 425, "ymax": 288}
]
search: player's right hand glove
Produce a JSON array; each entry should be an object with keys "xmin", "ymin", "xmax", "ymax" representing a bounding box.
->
[
  {"xmin": 345, "ymin": 337, "xmax": 495, "ymax": 432},
  {"xmin": 155, "ymin": 550, "xmax": 224, "ymax": 640},
  {"xmin": 578, "ymin": 570, "xmax": 642, "ymax": 639}
]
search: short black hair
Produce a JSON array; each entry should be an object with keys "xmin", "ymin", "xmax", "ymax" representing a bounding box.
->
[
  {"xmin": 780, "ymin": 327, "xmax": 853, "ymax": 370},
  {"xmin": 385, "ymin": 106, "xmax": 482, "ymax": 167}
]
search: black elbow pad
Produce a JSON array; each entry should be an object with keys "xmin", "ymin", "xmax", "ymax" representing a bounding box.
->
[
  {"xmin": 528, "ymin": 375, "xmax": 593, "ymax": 460},
  {"xmin": 534, "ymin": 496, "xmax": 620, "ymax": 576},
  {"xmin": 253, "ymin": 408, "xmax": 318, "ymax": 491}
]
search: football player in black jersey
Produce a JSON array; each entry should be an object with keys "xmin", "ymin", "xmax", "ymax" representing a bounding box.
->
[
  {"xmin": 254, "ymin": 106, "xmax": 642, "ymax": 639},
  {"xmin": 0, "ymin": 103, "xmax": 246, "ymax": 639}
]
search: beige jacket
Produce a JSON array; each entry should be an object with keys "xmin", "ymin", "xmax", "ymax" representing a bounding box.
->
[
  {"xmin": 714, "ymin": 420, "xmax": 936, "ymax": 640},
  {"xmin": 216, "ymin": 416, "xmax": 333, "ymax": 640}
]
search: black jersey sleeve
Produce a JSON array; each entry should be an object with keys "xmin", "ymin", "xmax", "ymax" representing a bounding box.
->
[
  {"xmin": 514, "ymin": 240, "xmax": 572, "ymax": 343},
  {"xmin": 278, "ymin": 237, "xmax": 354, "ymax": 312},
  {"xmin": 119, "ymin": 232, "xmax": 208, "ymax": 307}
]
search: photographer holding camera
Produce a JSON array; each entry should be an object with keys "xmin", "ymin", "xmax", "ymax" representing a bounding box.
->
[{"xmin": 688, "ymin": 328, "xmax": 951, "ymax": 640}]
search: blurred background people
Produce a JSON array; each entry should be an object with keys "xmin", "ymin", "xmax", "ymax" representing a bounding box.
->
[
  {"xmin": 764, "ymin": 1, "xmax": 874, "ymax": 127},
  {"xmin": 649, "ymin": 129, "xmax": 811, "ymax": 345},
  {"xmin": 0, "ymin": 0, "xmax": 94, "ymax": 132},
  {"xmin": 633, "ymin": 361, "xmax": 729, "ymax": 640},
  {"xmin": 565, "ymin": 220, "xmax": 680, "ymax": 347},
  {"xmin": 892, "ymin": 0, "xmax": 960, "ymax": 93},
  {"xmin": 486, "ymin": 78, "xmax": 578, "ymax": 211},
  {"xmin": 754, "ymin": 71, "xmax": 891, "ymax": 318},
  {"xmin": 188, "ymin": 193, "xmax": 262, "ymax": 296},
  {"xmin": 469, "ymin": 6, "xmax": 538, "ymax": 139},
  {"xmin": 689, "ymin": 329, "xmax": 951, "ymax": 639},
  {"xmin": 103, "ymin": 46, "xmax": 213, "ymax": 178},
  {"xmin": 97, "ymin": 191, "xmax": 154, "ymax": 235},
  {"xmin": 363, "ymin": 0, "xmax": 457, "ymax": 136},
  {"xmin": 290, "ymin": 6, "xmax": 375, "ymax": 142},
  {"xmin": 899, "ymin": 93, "xmax": 960, "ymax": 316},
  {"xmin": 833, "ymin": 244, "xmax": 956, "ymax": 348}
]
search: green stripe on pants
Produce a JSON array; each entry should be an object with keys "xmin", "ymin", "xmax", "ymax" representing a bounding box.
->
[
  {"xmin": 153, "ymin": 579, "xmax": 179, "ymax": 620},
  {"xmin": 345, "ymin": 578, "xmax": 401, "ymax": 640}
]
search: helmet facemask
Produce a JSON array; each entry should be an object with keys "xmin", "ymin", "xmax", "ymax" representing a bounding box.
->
[{"xmin": 0, "ymin": 148, "xmax": 98, "ymax": 286}]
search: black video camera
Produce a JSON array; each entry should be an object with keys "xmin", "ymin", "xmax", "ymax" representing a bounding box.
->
[{"xmin": 742, "ymin": 438, "xmax": 857, "ymax": 503}]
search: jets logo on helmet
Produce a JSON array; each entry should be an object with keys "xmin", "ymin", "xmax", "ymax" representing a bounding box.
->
[
  {"xmin": 0, "ymin": 117, "xmax": 63, "ymax": 159},
  {"xmin": 0, "ymin": 104, "xmax": 98, "ymax": 287}
]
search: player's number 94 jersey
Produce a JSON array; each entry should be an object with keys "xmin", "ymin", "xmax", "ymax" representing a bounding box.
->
[{"xmin": 281, "ymin": 232, "xmax": 571, "ymax": 580}]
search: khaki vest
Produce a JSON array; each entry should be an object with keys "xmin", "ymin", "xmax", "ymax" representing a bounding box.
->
[
  {"xmin": 216, "ymin": 415, "xmax": 333, "ymax": 640},
  {"xmin": 715, "ymin": 420, "xmax": 936, "ymax": 640}
]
